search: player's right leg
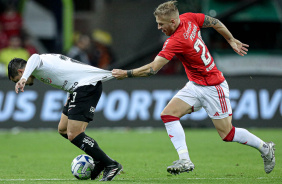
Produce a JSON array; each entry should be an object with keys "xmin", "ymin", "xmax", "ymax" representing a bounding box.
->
[
  {"xmin": 161, "ymin": 96, "xmax": 196, "ymax": 175},
  {"xmin": 58, "ymin": 93, "xmax": 71, "ymax": 140},
  {"xmin": 67, "ymin": 119, "xmax": 122, "ymax": 180},
  {"xmin": 58, "ymin": 113, "xmax": 68, "ymax": 139}
]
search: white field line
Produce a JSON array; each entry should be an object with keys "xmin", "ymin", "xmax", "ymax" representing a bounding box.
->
[
  {"xmin": 0, "ymin": 177, "xmax": 279, "ymax": 181},
  {"xmin": 0, "ymin": 178, "xmax": 76, "ymax": 181},
  {"xmin": 184, "ymin": 177, "xmax": 278, "ymax": 180}
]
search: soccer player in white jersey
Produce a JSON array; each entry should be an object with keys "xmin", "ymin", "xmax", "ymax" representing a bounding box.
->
[
  {"xmin": 8, "ymin": 53, "xmax": 122, "ymax": 181},
  {"xmin": 112, "ymin": 1, "xmax": 275, "ymax": 175}
]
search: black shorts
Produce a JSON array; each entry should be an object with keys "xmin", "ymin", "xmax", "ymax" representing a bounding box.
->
[{"xmin": 63, "ymin": 81, "xmax": 102, "ymax": 122}]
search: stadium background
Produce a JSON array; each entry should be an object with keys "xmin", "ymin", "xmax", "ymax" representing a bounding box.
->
[{"xmin": 0, "ymin": 0, "xmax": 281, "ymax": 129}]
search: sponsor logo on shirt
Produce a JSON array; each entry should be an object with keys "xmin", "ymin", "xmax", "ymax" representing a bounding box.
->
[
  {"xmin": 61, "ymin": 80, "xmax": 68, "ymax": 90},
  {"xmin": 183, "ymin": 21, "xmax": 192, "ymax": 39},
  {"xmin": 69, "ymin": 82, "xmax": 78, "ymax": 93},
  {"xmin": 190, "ymin": 24, "xmax": 198, "ymax": 41},
  {"xmin": 183, "ymin": 22, "xmax": 198, "ymax": 41}
]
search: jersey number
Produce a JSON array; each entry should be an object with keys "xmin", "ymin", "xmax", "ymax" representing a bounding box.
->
[
  {"xmin": 194, "ymin": 38, "xmax": 211, "ymax": 66},
  {"xmin": 71, "ymin": 92, "xmax": 77, "ymax": 103}
]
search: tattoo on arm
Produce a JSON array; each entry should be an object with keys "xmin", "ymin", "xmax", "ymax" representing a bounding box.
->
[
  {"xmin": 202, "ymin": 15, "xmax": 222, "ymax": 28},
  {"xmin": 145, "ymin": 67, "xmax": 158, "ymax": 76}
]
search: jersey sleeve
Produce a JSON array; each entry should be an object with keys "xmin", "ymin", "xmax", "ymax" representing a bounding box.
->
[
  {"xmin": 182, "ymin": 13, "xmax": 205, "ymax": 28},
  {"xmin": 158, "ymin": 39, "xmax": 181, "ymax": 61},
  {"xmin": 192, "ymin": 13, "xmax": 205, "ymax": 28},
  {"xmin": 21, "ymin": 54, "xmax": 42, "ymax": 80}
]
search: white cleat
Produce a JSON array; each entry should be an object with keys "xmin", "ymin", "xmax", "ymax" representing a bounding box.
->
[
  {"xmin": 167, "ymin": 159, "xmax": 195, "ymax": 175},
  {"xmin": 261, "ymin": 141, "xmax": 276, "ymax": 174}
]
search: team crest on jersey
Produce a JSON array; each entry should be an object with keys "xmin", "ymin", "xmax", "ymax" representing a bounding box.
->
[{"xmin": 40, "ymin": 77, "xmax": 52, "ymax": 84}]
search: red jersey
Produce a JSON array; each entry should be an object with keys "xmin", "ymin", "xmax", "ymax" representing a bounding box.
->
[{"xmin": 158, "ymin": 13, "xmax": 225, "ymax": 86}]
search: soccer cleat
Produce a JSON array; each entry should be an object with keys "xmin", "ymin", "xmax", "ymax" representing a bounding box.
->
[
  {"xmin": 100, "ymin": 161, "xmax": 122, "ymax": 181},
  {"xmin": 91, "ymin": 161, "xmax": 104, "ymax": 180},
  {"xmin": 167, "ymin": 159, "xmax": 195, "ymax": 175},
  {"xmin": 261, "ymin": 141, "xmax": 276, "ymax": 174}
]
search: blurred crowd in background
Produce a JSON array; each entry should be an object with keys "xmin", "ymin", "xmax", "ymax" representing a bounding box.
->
[
  {"xmin": 0, "ymin": 0, "xmax": 116, "ymax": 78},
  {"xmin": 0, "ymin": 3, "xmax": 36, "ymax": 76},
  {"xmin": 0, "ymin": 0, "xmax": 281, "ymax": 78},
  {"xmin": 67, "ymin": 30, "xmax": 115, "ymax": 69}
]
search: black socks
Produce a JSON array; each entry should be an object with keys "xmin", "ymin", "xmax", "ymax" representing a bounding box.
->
[
  {"xmin": 60, "ymin": 133, "xmax": 68, "ymax": 140},
  {"xmin": 71, "ymin": 132, "xmax": 114, "ymax": 166}
]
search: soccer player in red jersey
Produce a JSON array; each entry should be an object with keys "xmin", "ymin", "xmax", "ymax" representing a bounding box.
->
[{"xmin": 112, "ymin": 1, "xmax": 275, "ymax": 175}]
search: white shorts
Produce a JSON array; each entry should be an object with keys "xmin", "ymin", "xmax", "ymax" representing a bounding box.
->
[{"xmin": 174, "ymin": 80, "xmax": 232, "ymax": 119}]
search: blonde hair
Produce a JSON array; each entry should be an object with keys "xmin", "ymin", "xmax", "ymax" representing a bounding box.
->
[{"xmin": 153, "ymin": 1, "xmax": 179, "ymax": 18}]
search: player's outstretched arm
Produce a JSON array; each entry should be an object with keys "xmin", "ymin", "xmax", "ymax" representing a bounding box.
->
[
  {"xmin": 15, "ymin": 78, "xmax": 27, "ymax": 93},
  {"xmin": 112, "ymin": 56, "xmax": 169, "ymax": 80},
  {"xmin": 202, "ymin": 15, "xmax": 249, "ymax": 56},
  {"xmin": 228, "ymin": 38, "xmax": 249, "ymax": 56}
]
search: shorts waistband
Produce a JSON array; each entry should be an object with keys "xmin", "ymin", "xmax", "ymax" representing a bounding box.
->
[
  {"xmin": 191, "ymin": 81, "xmax": 205, "ymax": 86},
  {"xmin": 191, "ymin": 80, "xmax": 226, "ymax": 87}
]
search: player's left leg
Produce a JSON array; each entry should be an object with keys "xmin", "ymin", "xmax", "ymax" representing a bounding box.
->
[
  {"xmin": 212, "ymin": 117, "xmax": 275, "ymax": 174},
  {"xmin": 204, "ymin": 80, "xmax": 275, "ymax": 173},
  {"xmin": 205, "ymin": 80, "xmax": 269, "ymax": 152},
  {"xmin": 212, "ymin": 116, "xmax": 269, "ymax": 153}
]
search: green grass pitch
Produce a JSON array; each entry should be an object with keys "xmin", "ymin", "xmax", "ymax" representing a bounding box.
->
[{"xmin": 0, "ymin": 128, "xmax": 281, "ymax": 184}]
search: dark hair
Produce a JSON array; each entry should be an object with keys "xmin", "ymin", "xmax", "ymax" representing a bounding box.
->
[{"xmin": 8, "ymin": 58, "xmax": 27, "ymax": 80}]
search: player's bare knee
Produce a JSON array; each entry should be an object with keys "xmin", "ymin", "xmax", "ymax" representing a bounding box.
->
[
  {"xmin": 58, "ymin": 123, "xmax": 67, "ymax": 135},
  {"xmin": 58, "ymin": 127, "xmax": 66, "ymax": 134},
  {"xmin": 161, "ymin": 109, "xmax": 178, "ymax": 117},
  {"xmin": 161, "ymin": 107, "xmax": 190, "ymax": 117}
]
